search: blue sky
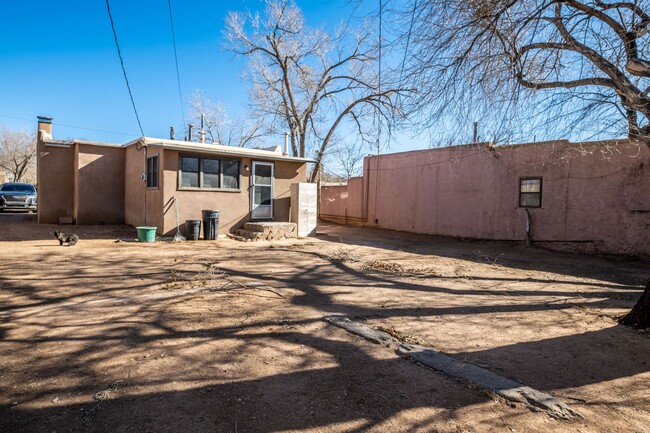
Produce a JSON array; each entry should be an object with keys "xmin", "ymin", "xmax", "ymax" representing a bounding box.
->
[{"xmin": 1, "ymin": 0, "xmax": 403, "ymax": 148}]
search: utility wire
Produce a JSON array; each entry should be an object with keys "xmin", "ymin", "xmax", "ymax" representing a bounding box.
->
[
  {"xmin": 0, "ymin": 114, "xmax": 138, "ymax": 137},
  {"xmin": 167, "ymin": 0, "xmax": 186, "ymax": 126},
  {"xmin": 105, "ymin": 0, "xmax": 145, "ymax": 137},
  {"xmin": 376, "ymin": 0, "xmax": 383, "ymax": 156}
]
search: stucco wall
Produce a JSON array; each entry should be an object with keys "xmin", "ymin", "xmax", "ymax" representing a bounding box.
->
[
  {"xmin": 124, "ymin": 144, "xmax": 147, "ymax": 228},
  {"xmin": 37, "ymin": 140, "xmax": 75, "ymax": 224},
  {"xmin": 161, "ymin": 150, "xmax": 307, "ymax": 236},
  {"xmin": 320, "ymin": 140, "xmax": 650, "ymax": 256},
  {"xmin": 75, "ymin": 144, "xmax": 125, "ymax": 225}
]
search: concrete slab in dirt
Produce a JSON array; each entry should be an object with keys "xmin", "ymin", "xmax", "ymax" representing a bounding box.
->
[{"xmin": 325, "ymin": 316, "xmax": 583, "ymax": 421}]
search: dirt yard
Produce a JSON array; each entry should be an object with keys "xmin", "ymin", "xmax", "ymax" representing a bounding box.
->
[{"xmin": 0, "ymin": 213, "xmax": 648, "ymax": 433}]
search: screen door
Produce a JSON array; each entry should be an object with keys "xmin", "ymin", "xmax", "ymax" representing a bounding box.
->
[{"xmin": 251, "ymin": 161, "xmax": 274, "ymax": 219}]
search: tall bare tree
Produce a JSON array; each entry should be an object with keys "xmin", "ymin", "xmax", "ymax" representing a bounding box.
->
[
  {"xmin": 396, "ymin": 0, "xmax": 650, "ymax": 147},
  {"xmin": 0, "ymin": 126, "xmax": 36, "ymax": 183},
  {"xmin": 187, "ymin": 90, "xmax": 267, "ymax": 147},
  {"xmin": 393, "ymin": 0, "xmax": 650, "ymax": 328},
  {"xmin": 225, "ymin": 0, "xmax": 408, "ymax": 181}
]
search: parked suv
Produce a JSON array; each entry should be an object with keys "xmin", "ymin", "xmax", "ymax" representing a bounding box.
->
[{"xmin": 0, "ymin": 182, "xmax": 37, "ymax": 212}]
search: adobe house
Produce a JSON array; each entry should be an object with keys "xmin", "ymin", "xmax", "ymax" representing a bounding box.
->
[{"xmin": 36, "ymin": 117, "xmax": 313, "ymax": 236}]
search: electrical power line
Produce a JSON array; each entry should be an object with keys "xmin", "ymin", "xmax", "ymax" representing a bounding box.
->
[
  {"xmin": 376, "ymin": 0, "xmax": 383, "ymax": 156},
  {"xmin": 105, "ymin": 0, "xmax": 145, "ymax": 137},
  {"xmin": 167, "ymin": 0, "xmax": 186, "ymax": 126},
  {"xmin": 0, "ymin": 114, "xmax": 138, "ymax": 137}
]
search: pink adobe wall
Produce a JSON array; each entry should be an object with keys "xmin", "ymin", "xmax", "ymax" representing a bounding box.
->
[
  {"xmin": 320, "ymin": 140, "xmax": 650, "ymax": 256},
  {"xmin": 320, "ymin": 177, "xmax": 365, "ymax": 224}
]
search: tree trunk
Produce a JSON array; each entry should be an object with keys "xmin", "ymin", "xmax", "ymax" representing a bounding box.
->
[{"xmin": 619, "ymin": 279, "xmax": 650, "ymax": 329}]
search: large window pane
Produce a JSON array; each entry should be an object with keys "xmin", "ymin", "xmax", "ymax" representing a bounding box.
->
[
  {"xmin": 181, "ymin": 156, "xmax": 199, "ymax": 172},
  {"xmin": 181, "ymin": 171, "xmax": 199, "ymax": 188},
  {"xmin": 179, "ymin": 155, "xmax": 242, "ymax": 190},
  {"xmin": 203, "ymin": 158, "xmax": 219, "ymax": 174},
  {"xmin": 223, "ymin": 159, "xmax": 239, "ymax": 189},
  {"xmin": 203, "ymin": 172, "xmax": 220, "ymax": 188}
]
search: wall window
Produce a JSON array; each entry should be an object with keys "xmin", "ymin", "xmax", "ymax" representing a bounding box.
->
[
  {"xmin": 146, "ymin": 155, "xmax": 159, "ymax": 188},
  {"xmin": 179, "ymin": 155, "xmax": 240, "ymax": 190},
  {"xmin": 519, "ymin": 177, "xmax": 542, "ymax": 208}
]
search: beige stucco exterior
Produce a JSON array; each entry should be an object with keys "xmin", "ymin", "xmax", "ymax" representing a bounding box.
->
[
  {"xmin": 122, "ymin": 146, "xmax": 306, "ymax": 236},
  {"xmin": 37, "ymin": 137, "xmax": 75, "ymax": 224},
  {"xmin": 37, "ymin": 119, "xmax": 311, "ymax": 235}
]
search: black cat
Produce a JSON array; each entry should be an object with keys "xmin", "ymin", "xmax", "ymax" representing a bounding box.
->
[{"xmin": 53, "ymin": 230, "xmax": 79, "ymax": 246}]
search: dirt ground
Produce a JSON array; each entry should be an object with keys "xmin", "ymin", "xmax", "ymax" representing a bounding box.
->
[{"xmin": 0, "ymin": 213, "xmax": 649, "ymax": 433}]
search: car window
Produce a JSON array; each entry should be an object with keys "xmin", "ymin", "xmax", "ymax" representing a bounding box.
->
[{"xmin": 0, "ymin": 184, "xmax": 36, "ymax": 193}]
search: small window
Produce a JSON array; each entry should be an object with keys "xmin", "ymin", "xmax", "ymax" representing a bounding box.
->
[
  {"xmin": 179, "ymin": 155, "xmax": 240, "ymax": 190},
  {"xmin": 519, "ymin": 178, "xmax": 542, "ymax": 208},
  {"xmin": 146, "ymin": 155, "xmax": 159, "ymax": 188}
]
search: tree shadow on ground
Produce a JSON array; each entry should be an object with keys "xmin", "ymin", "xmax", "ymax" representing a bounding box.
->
[
  {"xmin": 1, "ymin": 229, "xmax": 649, "ymax": 432},
  {"xmin": 316, "ymin": 222, "xmax": 649, "ymax": 287}
]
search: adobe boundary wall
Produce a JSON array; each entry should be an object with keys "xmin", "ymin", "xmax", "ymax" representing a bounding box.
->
[{"xmin": 320, "ymin": 140, "xmax": 650, "ymax": 257}]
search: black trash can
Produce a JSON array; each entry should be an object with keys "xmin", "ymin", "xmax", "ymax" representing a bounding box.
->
[
  {"xmin": 185, "ymin": 220, "xmax": 201, "ymax": 241},
  {"xmin": 201, "ymin": 210, "xmax": 219, "ymax": 240}
]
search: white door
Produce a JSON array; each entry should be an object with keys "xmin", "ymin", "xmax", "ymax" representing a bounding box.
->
[{"xmin": 251, "ymin": 161, "xmax": 274, "ymax": 219}]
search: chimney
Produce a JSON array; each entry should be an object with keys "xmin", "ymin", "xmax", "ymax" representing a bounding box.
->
[
  {"xmin": 283, "ymin": 131, "xmax": 289, "ymax": 156},
  {"xmin": 170, "ymin": 126, "xmax": 175, "ymax": 140},
  {"xmin": 37, "ymin": 116, "xmax": 53, "ymax": 140}
]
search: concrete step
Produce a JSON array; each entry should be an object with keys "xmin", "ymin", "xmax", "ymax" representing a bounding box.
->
[
  {"xmin": 236, "ymin": 223, "xmax": 298, "ymax": 241},
  {"xmin": 243, "ymin": 222, "xmax": 297, "ymax": 238},
  {"xmin": 235, "ymin": 229, "xmax": 268, "ymax": 241}
]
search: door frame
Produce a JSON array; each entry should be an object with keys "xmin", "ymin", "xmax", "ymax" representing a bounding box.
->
[{"xmin": 250, "ymin": 161, "xmax": 274, "ymax": 220}]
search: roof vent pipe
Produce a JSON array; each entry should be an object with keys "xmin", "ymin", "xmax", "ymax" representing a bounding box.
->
[
  {"xmin": 170, "ymin": 126, "xmax": 175, "ymax": 140},
  {"xmin": 187, "ymin": 124, "xmax": 194, "ymax": 142},
  {"xmin": 283, "ymin": 131, "xmax": 289, "ymax": 156}
]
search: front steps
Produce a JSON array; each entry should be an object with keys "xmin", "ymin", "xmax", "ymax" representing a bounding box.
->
[{"xmin": 235, "ymin": 222, "xmax": 297, "ymax": 241}]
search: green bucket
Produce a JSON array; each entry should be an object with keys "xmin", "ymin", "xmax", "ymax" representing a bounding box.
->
[{"xmin": 136, "ymin": 226, "xmax": 157, "ymax": 243}]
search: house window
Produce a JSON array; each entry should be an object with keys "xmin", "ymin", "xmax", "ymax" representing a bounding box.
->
[
  {"xmin": 179, "ymin": 155, "xmax": 240, "ymax": 190},
  {"xmin": 146, "ymin": 155, "xmax": 159, "ymax": 188},
  {"xmin": 519, "ymin": 177, "xmax": 542, "ymax": 208}
]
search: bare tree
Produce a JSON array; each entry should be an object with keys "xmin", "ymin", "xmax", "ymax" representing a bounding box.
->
[
  {"xmin": 187, "ymin": 90, "xmax": 267, "ymax": 147},
  {"xmin": 0, "ymin": 126, "xmax": 36, "ymax": 183},
  {"xmin": 395, "ymin": 0, "xmax": 650, "ymax": 147},
  {"xmin": 225, "ymin": 0, "xmax": 408, "ymax": 181},
  {"xmin": 392, "ymin": 0, "xmax": 650, "ymax": 327},
  {"xmin": 330, "ymin": 142, "xmax": 366, "ymax": 180}
]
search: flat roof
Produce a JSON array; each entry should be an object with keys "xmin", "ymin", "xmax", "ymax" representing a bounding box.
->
[
  {"xmin": 43, "ymin": 136, "xmax": 316, "ymax": 163},
  {"xmin": 131, "ymin": 137, "xmax": 315, "ymax": 163}
]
